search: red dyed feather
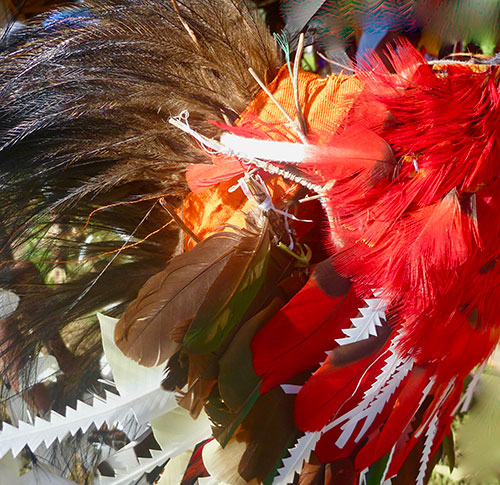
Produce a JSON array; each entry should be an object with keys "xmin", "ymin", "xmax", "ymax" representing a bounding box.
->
[
  {"xmin": 252, "ymin": 260, "xmax": 361, "ymax": 394},
  {"xmin": 249, "ymin": 42, "xmax": 500, "ymax": 482}
]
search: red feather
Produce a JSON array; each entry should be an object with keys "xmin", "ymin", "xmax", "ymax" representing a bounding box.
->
[{"xmin": 252, "ymin": 260, "xmax": 361, "ymax": 394}]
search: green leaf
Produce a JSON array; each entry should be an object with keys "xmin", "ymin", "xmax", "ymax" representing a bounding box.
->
[
  {"xmin": 218, "ymin": 299, "xmax": 283, "ymax": 412},
  {"xmin": 442, "ymin": 432, "xmax": 455, "ymax": 472}
]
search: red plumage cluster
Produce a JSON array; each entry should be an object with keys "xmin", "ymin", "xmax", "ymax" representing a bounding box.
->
[{"xmin": 237, "ymin": 46, "xmax": 500, "ymax": 480}]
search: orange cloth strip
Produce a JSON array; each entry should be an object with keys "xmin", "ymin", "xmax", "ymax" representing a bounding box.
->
[{"xmin": 181, "ymin": 65, "xmax": 366, "ymax": 246}]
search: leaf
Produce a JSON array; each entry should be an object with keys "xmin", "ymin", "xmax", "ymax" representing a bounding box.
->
[
  {"xmin": 114, "ymin": 230, "xmax": 252, "ymax": 366},
  {"xmin": 183, "ymin": 217, "xmax": 271, "ymax": 353},
  {"xmin": 442, "ymin": 432, "xmax": 455, "ymax": 472},
  {"xmin": 98, "ymin": 313, "xmax": 166, "ymax": 395},
  {"xmin": 0, "ymin": 386, "xmax": 176, "ymax": 458},
  {"xmin": 451, "ymin": 369, "xmax": 500, "ymax": 483},
  {"xmin": 218, "ymin": 298, "xmax": 283, "ymax": 412}
]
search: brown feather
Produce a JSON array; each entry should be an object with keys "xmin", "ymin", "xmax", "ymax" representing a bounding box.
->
[
  {"xmin": 237, "ymin": 388, "xmax": 297, "ymax": 483},
  {"xmin": 178, "ymin": 353, "xmax": 218, "ymax": 418},
  {"xmin": 0, "ymin": 0, "xmax": 280, "ymax": 388},
  {"xmin": 296, "ymin": 453, "xmax": 325, "ymax": 485},
  {"xmin": 182, "ymin": 215, "xmax": 271, "ymax": 354},
  {"xmin": 114, "ymin": 230, "xmax": 249, "ymax": 366}
]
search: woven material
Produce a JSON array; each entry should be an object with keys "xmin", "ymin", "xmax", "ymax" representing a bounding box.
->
[{"xmin": 182, "ymin": 66, "xmax": 366, "ymax": 245}]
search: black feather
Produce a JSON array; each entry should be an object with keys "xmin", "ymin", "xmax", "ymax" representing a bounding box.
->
[{"xmin": 0, "ymin": 0, "xmax": 279, "ymax": 440}]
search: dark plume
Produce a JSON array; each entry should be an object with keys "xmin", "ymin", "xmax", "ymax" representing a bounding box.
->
[{"xmin": 0, "ymin": 0, "xmax": 279, "ymax": 411}]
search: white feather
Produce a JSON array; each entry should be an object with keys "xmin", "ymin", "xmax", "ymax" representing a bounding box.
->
[
  {"xmin": 151, "ymin": 408, "xmax": 211, "ymax": 459},
  {"xmin": 103, "ymin": 443, "xmax": 140, "ymax": 474},
  {"xmin": 97, "ymin": 313, "xmax": 166, "ymax": 396},
  {"xmin": 197, "ymin": 477, "xmax": 225, "ymax": 485},
  {"xmin": 99, "ymin": 448, "xmax": 179, "ymax": 485},
  {"xmin": 0, "ymin": 386, "xmax": 177, "ymax": 458},
  {"xmin": 220, "ymin": 133, "xmax": 308, "ymax": 164},
  {"xmin": 157, "ymin": 450, "xmax": 192, "ymax": 485}
]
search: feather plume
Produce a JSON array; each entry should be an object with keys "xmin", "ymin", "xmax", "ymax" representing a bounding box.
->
[
  {"xmin": 0, "ymin": 0, "xmax": 280, "ymax": 396},
  {"xmin": 2, "ymin": 1, "xmax": 500, "ymax": 483}
]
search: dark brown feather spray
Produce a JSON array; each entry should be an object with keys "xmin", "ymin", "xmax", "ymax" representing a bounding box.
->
[{"xmin": 0, "ymin": 0, "xmax": 279, "ymax": 415}]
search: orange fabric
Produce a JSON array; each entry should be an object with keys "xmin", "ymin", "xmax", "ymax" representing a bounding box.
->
[
  {"xmin": 242, "ymin": 64, "xmax": 364, "ymax": 142},
  {"xmin": 181, "ymin": 66, "xmax": 366, "ymax": 246},
  {"xmin": 182, "ymin": 179, "xmax": 246, "ymax": 246},
  {"xmin": 182, "ymin": 176, "xmax": 297, "ymax": 249}
]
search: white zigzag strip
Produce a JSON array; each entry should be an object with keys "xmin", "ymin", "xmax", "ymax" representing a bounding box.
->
[
  {"xmin": 99, "ymin": 448, "xmax": 176, "ymax": 485},
  {"xmin": 414, "ymin": 379, "xmax": 455, "ymax": 440},
  {"xmin": 275, "ymin": 332, "xmax": 412, "ymax": 483},
  {"xmin": 352, "ymin": 358, "xmax": 414, "ymax": 444},
  {"xmin": 273, "ymin": 431, "xmax": 322, "ymax": 485},
  {"xmin": 0, "ymin": 386, "xmax": 176, "ymax": 458},
  {"xmin": 332, "ymin": 354, "xmax": 414, "ymax": 448},
  {"xmin": 457, "ymin": 360, "xmax": 487, "ymax": 413},
  {"xmin": 359, "ymin": 467, "xmax": 369, "ymax": 485},
  {"xmin": 321, "ymin": 331, "xmax": 413, "ymax": 448},
  {"xmin": 383, "ymin": 376, "xmax": 437, "ymax": 482},
  {"xmin": 416, "ymin": 411, "xmax": 439, "ymax": 485},
  {"xmin": 335, "ymin": 297, "xmax": 386, "ymax": 346}
]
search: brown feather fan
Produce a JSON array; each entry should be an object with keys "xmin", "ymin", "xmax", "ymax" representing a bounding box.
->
[{"xmin": 0, "ymin": 0, "xmax": 280, "ymax": 479}]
